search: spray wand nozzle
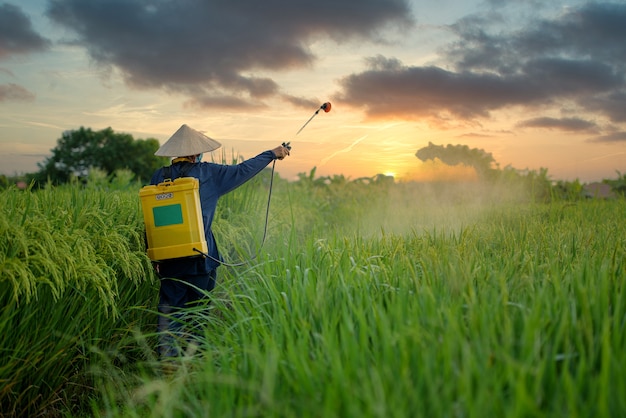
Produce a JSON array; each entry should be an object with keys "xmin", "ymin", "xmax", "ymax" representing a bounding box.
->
[
  {"xmin": 282, "ymin": 141, "xmax": 291, "ymax": 151},
  {"xmin": 293, "ymin": 102, "xmax": 332, "ymax": 137}
]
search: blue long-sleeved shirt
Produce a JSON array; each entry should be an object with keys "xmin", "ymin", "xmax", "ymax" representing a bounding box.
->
[{"xmin": 150, "ymin": 150, "xmax": 276, "ymax": 277}]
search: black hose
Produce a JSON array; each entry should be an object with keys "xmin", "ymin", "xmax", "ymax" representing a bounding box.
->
[{"xmin": 192, "ymin": 158, "xmax": 278, "ymax": 267}]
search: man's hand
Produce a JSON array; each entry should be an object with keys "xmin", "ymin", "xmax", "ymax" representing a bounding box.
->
[{"xmin": 272, "ymin": 144, "xmax": 291, "ymax": 160}]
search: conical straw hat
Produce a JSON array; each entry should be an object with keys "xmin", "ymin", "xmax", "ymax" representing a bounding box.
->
[{"xmin": 155, "ymin": 124, "xmax": 222, "ymax": 157}]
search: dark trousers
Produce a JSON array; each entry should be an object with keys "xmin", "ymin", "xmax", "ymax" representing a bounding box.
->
[{"xmin": 157, "ymin": 270, "xmax": 217, "ymax": 357}]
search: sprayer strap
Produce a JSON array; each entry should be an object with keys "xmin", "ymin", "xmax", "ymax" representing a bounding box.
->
[{"xmin": 163, "ymin": 162, "xmax": 193, "ymax": 182}]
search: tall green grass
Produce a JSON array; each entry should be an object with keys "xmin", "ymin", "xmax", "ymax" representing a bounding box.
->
[
  {"xmin": 91, "ymin": 186, "xmax": 625, "ymax": 417},
  {"xmin": 0, "ymin": 184, "xmax": 157, "ymax": 416},
  {"xmin": 2, "ymin": 173, "xmax": 624, "ymax": 417},
  {"xmin": 0, "ymin": 156, "xmax": 276, "ymax": 417}
]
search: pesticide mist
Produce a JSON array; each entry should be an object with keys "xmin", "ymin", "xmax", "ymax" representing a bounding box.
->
[{"xmin": 322, "ymin": 175, "xmax": 530, "ymax": 240}]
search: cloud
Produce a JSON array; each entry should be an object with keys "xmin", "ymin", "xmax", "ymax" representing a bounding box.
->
[
  {"xmin": 46, "ymin": 0, "xmax": 413, "ymax": 108},
  {"xmin": 588, "ymin": 132, "xmax": 626, "ymax": 143},
  {"xmin": 446, "ymin": 2, "xmax": 626, "ymax": 73},
  {"xmin": 335, "ymin": 2, "xmax": 626, "ymax": 132},
  {"xmin": 517, "ymin": 117, "xmax": 599, "ymax": 133},
  {"xmin": 0, "ymin": 83, "xmax": 35, "ymax": 102},
  {"xmin": 281, "ymin": 94, "xmax": 323, "ymax": 110},
  {"xmin": 483, "ymin": 0, "xmax": 546, "ymax": 7},
  {"xmin": 457, "ymin": 132, "xmax": 495, "ymax": 138},
  {"xmin": 183, "ymin": 94, "xmax": 267, "ymax": 111},
  {"xmin": 0, "ymin": 3, "xmax": 51, "ymax": 59},
  {"xmin": 336, "ymin": 55, "xmax": 621, "ymax": 121},
  {"xmin": 583, "ymin": 91, "xmax": 626, "ymax": 123}
]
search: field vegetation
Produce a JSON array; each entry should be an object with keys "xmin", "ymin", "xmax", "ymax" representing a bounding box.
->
[{"xmin": 1, "ymin": 165, "xmax": 625, "ymax": 417}]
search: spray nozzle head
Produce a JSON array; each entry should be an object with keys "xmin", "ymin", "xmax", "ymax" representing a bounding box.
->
[
  {"xmin": 321, "ymin": 102, "xmax": 331, "ymax": 113},
  {"xmin": 282, "ymin": 141, "xmax": 291, "ymax": 150}
]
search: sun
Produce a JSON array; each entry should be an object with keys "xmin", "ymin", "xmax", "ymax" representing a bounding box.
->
[{"xmin": 383, "ymin": 172, "xmax": 396, "ymax": 178}]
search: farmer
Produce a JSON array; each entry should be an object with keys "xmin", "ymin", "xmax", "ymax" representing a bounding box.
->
[{"xmin": 150, "ymin": 124, "xmax": 290, "ymax": 358}]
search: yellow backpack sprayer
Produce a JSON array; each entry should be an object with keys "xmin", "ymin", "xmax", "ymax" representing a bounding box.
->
[
  {"xmin": 139, "ymin": 177, "xmax": 206, "ymax": 261},
  {"xmin": 140, "ymin": 102, "xmax": 331, "ymax": 264}
]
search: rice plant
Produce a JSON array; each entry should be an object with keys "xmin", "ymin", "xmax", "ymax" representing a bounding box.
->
[
  {"xmin": 2, "ymin": 173, "xmax": 624, "ymax": 417},
  {"xmin": 0, "ymin": 184, "xmax": 158, "ymax": 416},
  {"xmin": 91, "ymin": 190, "xmax": 626, "ymax": 418}
]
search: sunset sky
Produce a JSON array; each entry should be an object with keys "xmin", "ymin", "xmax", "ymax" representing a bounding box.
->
[{"xmin": 1, "ymin": 0, "xmax": 625, "ymax": 182}]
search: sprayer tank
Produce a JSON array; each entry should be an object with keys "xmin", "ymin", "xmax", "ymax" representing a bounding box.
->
[{"xmin": 139, "ymin": 177, "xmax": 207, "ymax": 261}]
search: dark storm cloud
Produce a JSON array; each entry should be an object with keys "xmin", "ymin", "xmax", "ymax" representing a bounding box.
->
[
  {"xmin": 336, "ymin": 2, "xmax": 626, "ymax": 131},
  {"xmin": 46, "ymin": 0, "xmax": 413, "ymax": 109},
  {"xmin": 0, "ymin": 82, "xmax": 35, "ymax": 101},
  {"xmin": 0, "ymin": 3, "xmax": 51, "ymax": 59},
  {"xmin": 517, "ymin": 117, "xmax": 599, "ymax": 133}
]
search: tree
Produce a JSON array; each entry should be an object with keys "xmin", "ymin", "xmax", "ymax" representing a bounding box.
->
[
  {"xmin": 605, "ymin": 170, "xmax": 626, "ymax": 196},
  {"xmin": 33, "ymin": 127, "xmax": 168, "ymax": 185},
  {"xmin": 0, "ymin": 174, "xmax": 8, "ymax": 190},
  {"xmin": 415, "ymin": 142, "xmax": 497, "ymax": 179}
]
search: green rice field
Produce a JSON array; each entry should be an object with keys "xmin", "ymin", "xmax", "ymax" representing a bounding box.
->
[{"xmin": 1, "ymin": 174, "xmax": 625, "ymax": 417}]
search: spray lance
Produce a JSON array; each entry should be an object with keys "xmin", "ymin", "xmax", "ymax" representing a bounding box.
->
[
  {"xmin": 193, "ymin": 102, "xmax": 332, "ymax": 266},
  {"xmin": 281, "ymin": 102, "xmax": 332, "ymax": 152}
]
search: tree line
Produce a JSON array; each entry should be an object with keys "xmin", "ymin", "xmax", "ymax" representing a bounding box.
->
[
  {"xmin": 0, "ymin": 127, "xmax": 624, "ymax": 199},
  {"xmin": 1, "ymin": 127, "xmax": 169, "ymax": 188}
]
